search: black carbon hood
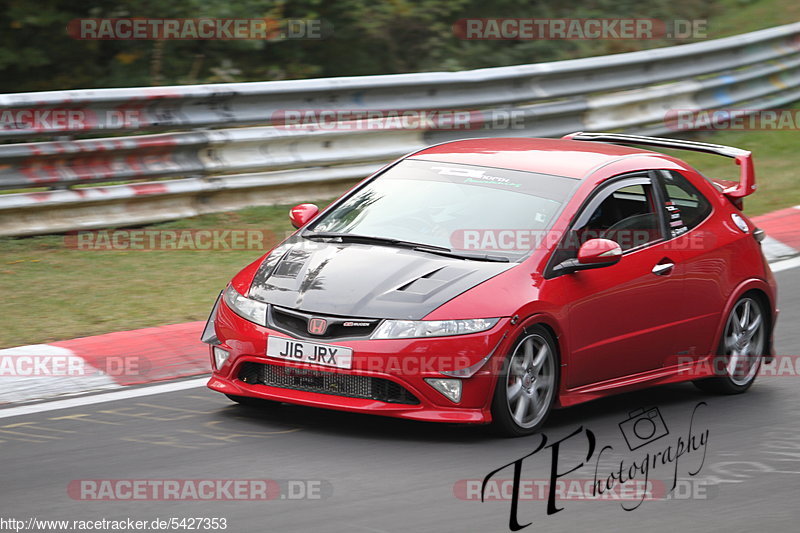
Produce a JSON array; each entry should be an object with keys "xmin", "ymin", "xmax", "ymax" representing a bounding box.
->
[{"xmin": 247, "ymin": 236, "xmax": 514, "ymax": 320}]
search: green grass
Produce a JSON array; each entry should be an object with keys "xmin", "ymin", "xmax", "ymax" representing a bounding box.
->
[
  {"xmin": 0, "ymin": 202, "xmax": 331, "ymax": 348},
  {"xmin": 706, "ymin": 0, "xmax": 800, "ymax": 38},
  {"xmin": 665, "ymin": 106, "xmax": 800, "ymax": 216},
  {"xmin": 632, "ymin": 1, "xmax": 800, "ymax": 217}
]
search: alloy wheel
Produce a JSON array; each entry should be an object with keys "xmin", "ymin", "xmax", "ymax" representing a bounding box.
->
[
  {"xmin": 505, "ymin": 334, "xmax": 556, "ymax": 429},
  {"xmin": 721, "ymin": 297, "xmax": 765, "ymax": 386}
]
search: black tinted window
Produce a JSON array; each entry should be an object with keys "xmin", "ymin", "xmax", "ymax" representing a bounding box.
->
[
  {"xmin": 575, "ymin": 182, "xmax": 662, "ymax": 252},
  {"xmin": 550, "ymin": 178, "xmax": 663, "ymax": 270},
  {"xmin": 660, "ymin": 170, "xmax": 712, "ymax": 237}
]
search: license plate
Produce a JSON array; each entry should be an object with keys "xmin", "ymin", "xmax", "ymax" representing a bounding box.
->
[{"xmin": 266, "ymin": 336, "xmax": 353, "ymax": 369}]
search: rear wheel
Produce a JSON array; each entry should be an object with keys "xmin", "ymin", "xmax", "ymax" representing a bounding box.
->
[
  {"xmin": 491, "ymin": 325, "xmax": 558, "ymax": 437},
  {"xmin": 694, "ymin": 295, "xmax": 766, "ymax": 394}
]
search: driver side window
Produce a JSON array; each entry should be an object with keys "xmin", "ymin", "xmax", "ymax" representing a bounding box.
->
[
  {"xmin": 577, "ymin": 182, "xmax": 662, "ymax": 251},
  {"xmin": 547, "ymin": 176, "xmax": 666, "ymax": 278}
]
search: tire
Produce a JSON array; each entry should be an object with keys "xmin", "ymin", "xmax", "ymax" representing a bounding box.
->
[
  {"xmin": 694, "ymin": 295, "xmax": 767, "ymax": 394},
  {"xmin": 225, "ymin": 394, "xmax": 277, "ymax": 407},
  {"xmin": 491, "ymin": 325, "xmax": 559, "ymax": 437}
]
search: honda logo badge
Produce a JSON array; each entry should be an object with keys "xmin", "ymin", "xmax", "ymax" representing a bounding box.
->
[{"xmin": 308, "ymin": 318, "xmax": 327, "ymax": 335}]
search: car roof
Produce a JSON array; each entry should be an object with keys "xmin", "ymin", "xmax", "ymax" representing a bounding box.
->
[{"xmin": 409, "ymin": 137, "xmax": 664, "ymax": 179}]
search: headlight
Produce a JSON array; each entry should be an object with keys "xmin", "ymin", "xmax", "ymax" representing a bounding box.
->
[
  {"xmin": 223, "ymin": 285, "xmax": 268, "ymax": 326},
  {"xmin": 371, "ymin": 318, "xmax": 500, "ymax": 339}
]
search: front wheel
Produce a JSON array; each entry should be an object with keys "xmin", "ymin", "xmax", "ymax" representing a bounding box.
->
[
  {"xmin": 694, "ymin": 295, "xmax": 766, "ymax": 394},
  {"xmin": 491, "ymin": 325, "xmax": 559, "ymax": 437}
]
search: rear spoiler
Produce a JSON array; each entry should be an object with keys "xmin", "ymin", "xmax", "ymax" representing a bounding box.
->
[{"xmin": 562, "ymin": 132, "xmax": 756, "ymax": 201}]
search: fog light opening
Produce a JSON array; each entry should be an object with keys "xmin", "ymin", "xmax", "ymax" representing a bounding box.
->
[
  {"xmin": 213, "ymin": 346, "xmax": 230, "ymax": 369},
  {"xmin": 425, "ymin": 378, "xmax": 462, "ymax": 403}
]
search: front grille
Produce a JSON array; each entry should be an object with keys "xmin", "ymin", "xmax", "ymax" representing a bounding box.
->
[
  {"xmin": 269, "ymin": 306, "xmax": 379, "ymax": 340},
  {"xmin": 238, "ymin": 362, "xmax": 419, "ymax": 405},
  {"xmin": 270, "ymin": 308, "xmax": 308, "ymax": 335}
]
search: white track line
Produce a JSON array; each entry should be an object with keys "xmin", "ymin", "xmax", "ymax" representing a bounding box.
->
[
  {"xmin": 771, "ymin": 256, "xmax": 800, "ymax": 273},
  {"xmin": 0, "ymin": 376, "xmax": 209, "ymax": 419}
]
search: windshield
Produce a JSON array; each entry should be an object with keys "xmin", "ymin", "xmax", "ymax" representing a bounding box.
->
[{"xmin": 307, "ymin": 159, "xmax": 579, "ymax": 261}]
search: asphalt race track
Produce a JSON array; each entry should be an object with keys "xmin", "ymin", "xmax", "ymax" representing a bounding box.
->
[{"xmin": 2, "ymin": 268, "xmax": 799, "ymax": 533}]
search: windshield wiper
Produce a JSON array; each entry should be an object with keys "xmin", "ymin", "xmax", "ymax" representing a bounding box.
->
[
  {"xmin": 411, "ymin": 246, "xmax": 510, "ymax": 263},
  {"xmin": 304, "ymin": 232, "xmax": 449, "ymax": 250},
  {"xmin": 304, "ymin": 232, "xmax": 509, "ymax": 262}
]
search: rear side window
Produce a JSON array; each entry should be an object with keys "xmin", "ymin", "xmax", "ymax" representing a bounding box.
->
[{"xmin": 660, "ymin": 170, "xmax": 712, "ymax": 237}]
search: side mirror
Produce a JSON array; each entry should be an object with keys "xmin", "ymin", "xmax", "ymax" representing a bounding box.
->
[
  {"xmin": 552, "ymin": 238, "xmax": 622, "ymax": 275},
  {"xmin": 577, "ymin": 238, "xmax": 622, "ymax": 266},
  {"xmin": 289, "ymin": 203, "xmax": 319, "ymax": 229}
]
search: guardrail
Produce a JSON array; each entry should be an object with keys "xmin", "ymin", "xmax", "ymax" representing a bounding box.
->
[{"xmin": 1, "ymin": 22, "xmax": 799, "ymax": 236}]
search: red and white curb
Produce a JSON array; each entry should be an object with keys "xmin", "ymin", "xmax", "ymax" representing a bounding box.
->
[
  {"xmin": 754, "ymin": 206, "xmax": 800, "ymax": 264},
  {"xmin": 0, "ymin": 321, "xmax": 206, "ymax": 405},
  {"xmin": 1, "ymin": 209, "xmax": 798, "ymax": 407},
  {"xmin": 754, "ymin": 207, "xmax": 800, "ymax": 273}
]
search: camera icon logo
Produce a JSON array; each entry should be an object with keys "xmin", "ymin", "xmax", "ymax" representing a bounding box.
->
[{"xmin": 618, "ymin": 407, "xmax": 670, "ymax": 451}]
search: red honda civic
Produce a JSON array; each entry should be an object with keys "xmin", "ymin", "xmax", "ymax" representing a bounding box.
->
[{"xmin": 202, "ymin": 132, "xmax": 778, "ymax": 436}]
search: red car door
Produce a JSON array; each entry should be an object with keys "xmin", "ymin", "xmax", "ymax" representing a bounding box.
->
[{"xmin": 546, "ymin": 174, "xmax": 686, "ymax": 388}]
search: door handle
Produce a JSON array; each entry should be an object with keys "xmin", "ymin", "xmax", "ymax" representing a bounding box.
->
[{"xmin": 652, "ymin": 262, "xmax": 674, "ymax": 276}]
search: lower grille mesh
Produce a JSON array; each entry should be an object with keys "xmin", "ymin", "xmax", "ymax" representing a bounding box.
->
[{"xmin": 238, "ymin": 362, "xmax": 420, "ymax": 405}]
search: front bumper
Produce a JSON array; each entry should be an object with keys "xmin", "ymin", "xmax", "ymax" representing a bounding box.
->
[{"xmin": 206, "ymin": 298, "xmax": 510, "ymax": 424}]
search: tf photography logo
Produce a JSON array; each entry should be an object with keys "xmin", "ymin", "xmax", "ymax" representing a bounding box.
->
[
  {"xmin": 479, "ymin": 402, "xmax": 709, "ymax": 530},
  {"xmin": 618, "ymin": 407, "xmax": 670, "ymax": 451}
]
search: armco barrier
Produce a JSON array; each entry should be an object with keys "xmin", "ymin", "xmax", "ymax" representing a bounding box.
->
[{"xmin": 0, "ymin": 22, "xmax": 799, "ymax": 236}]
